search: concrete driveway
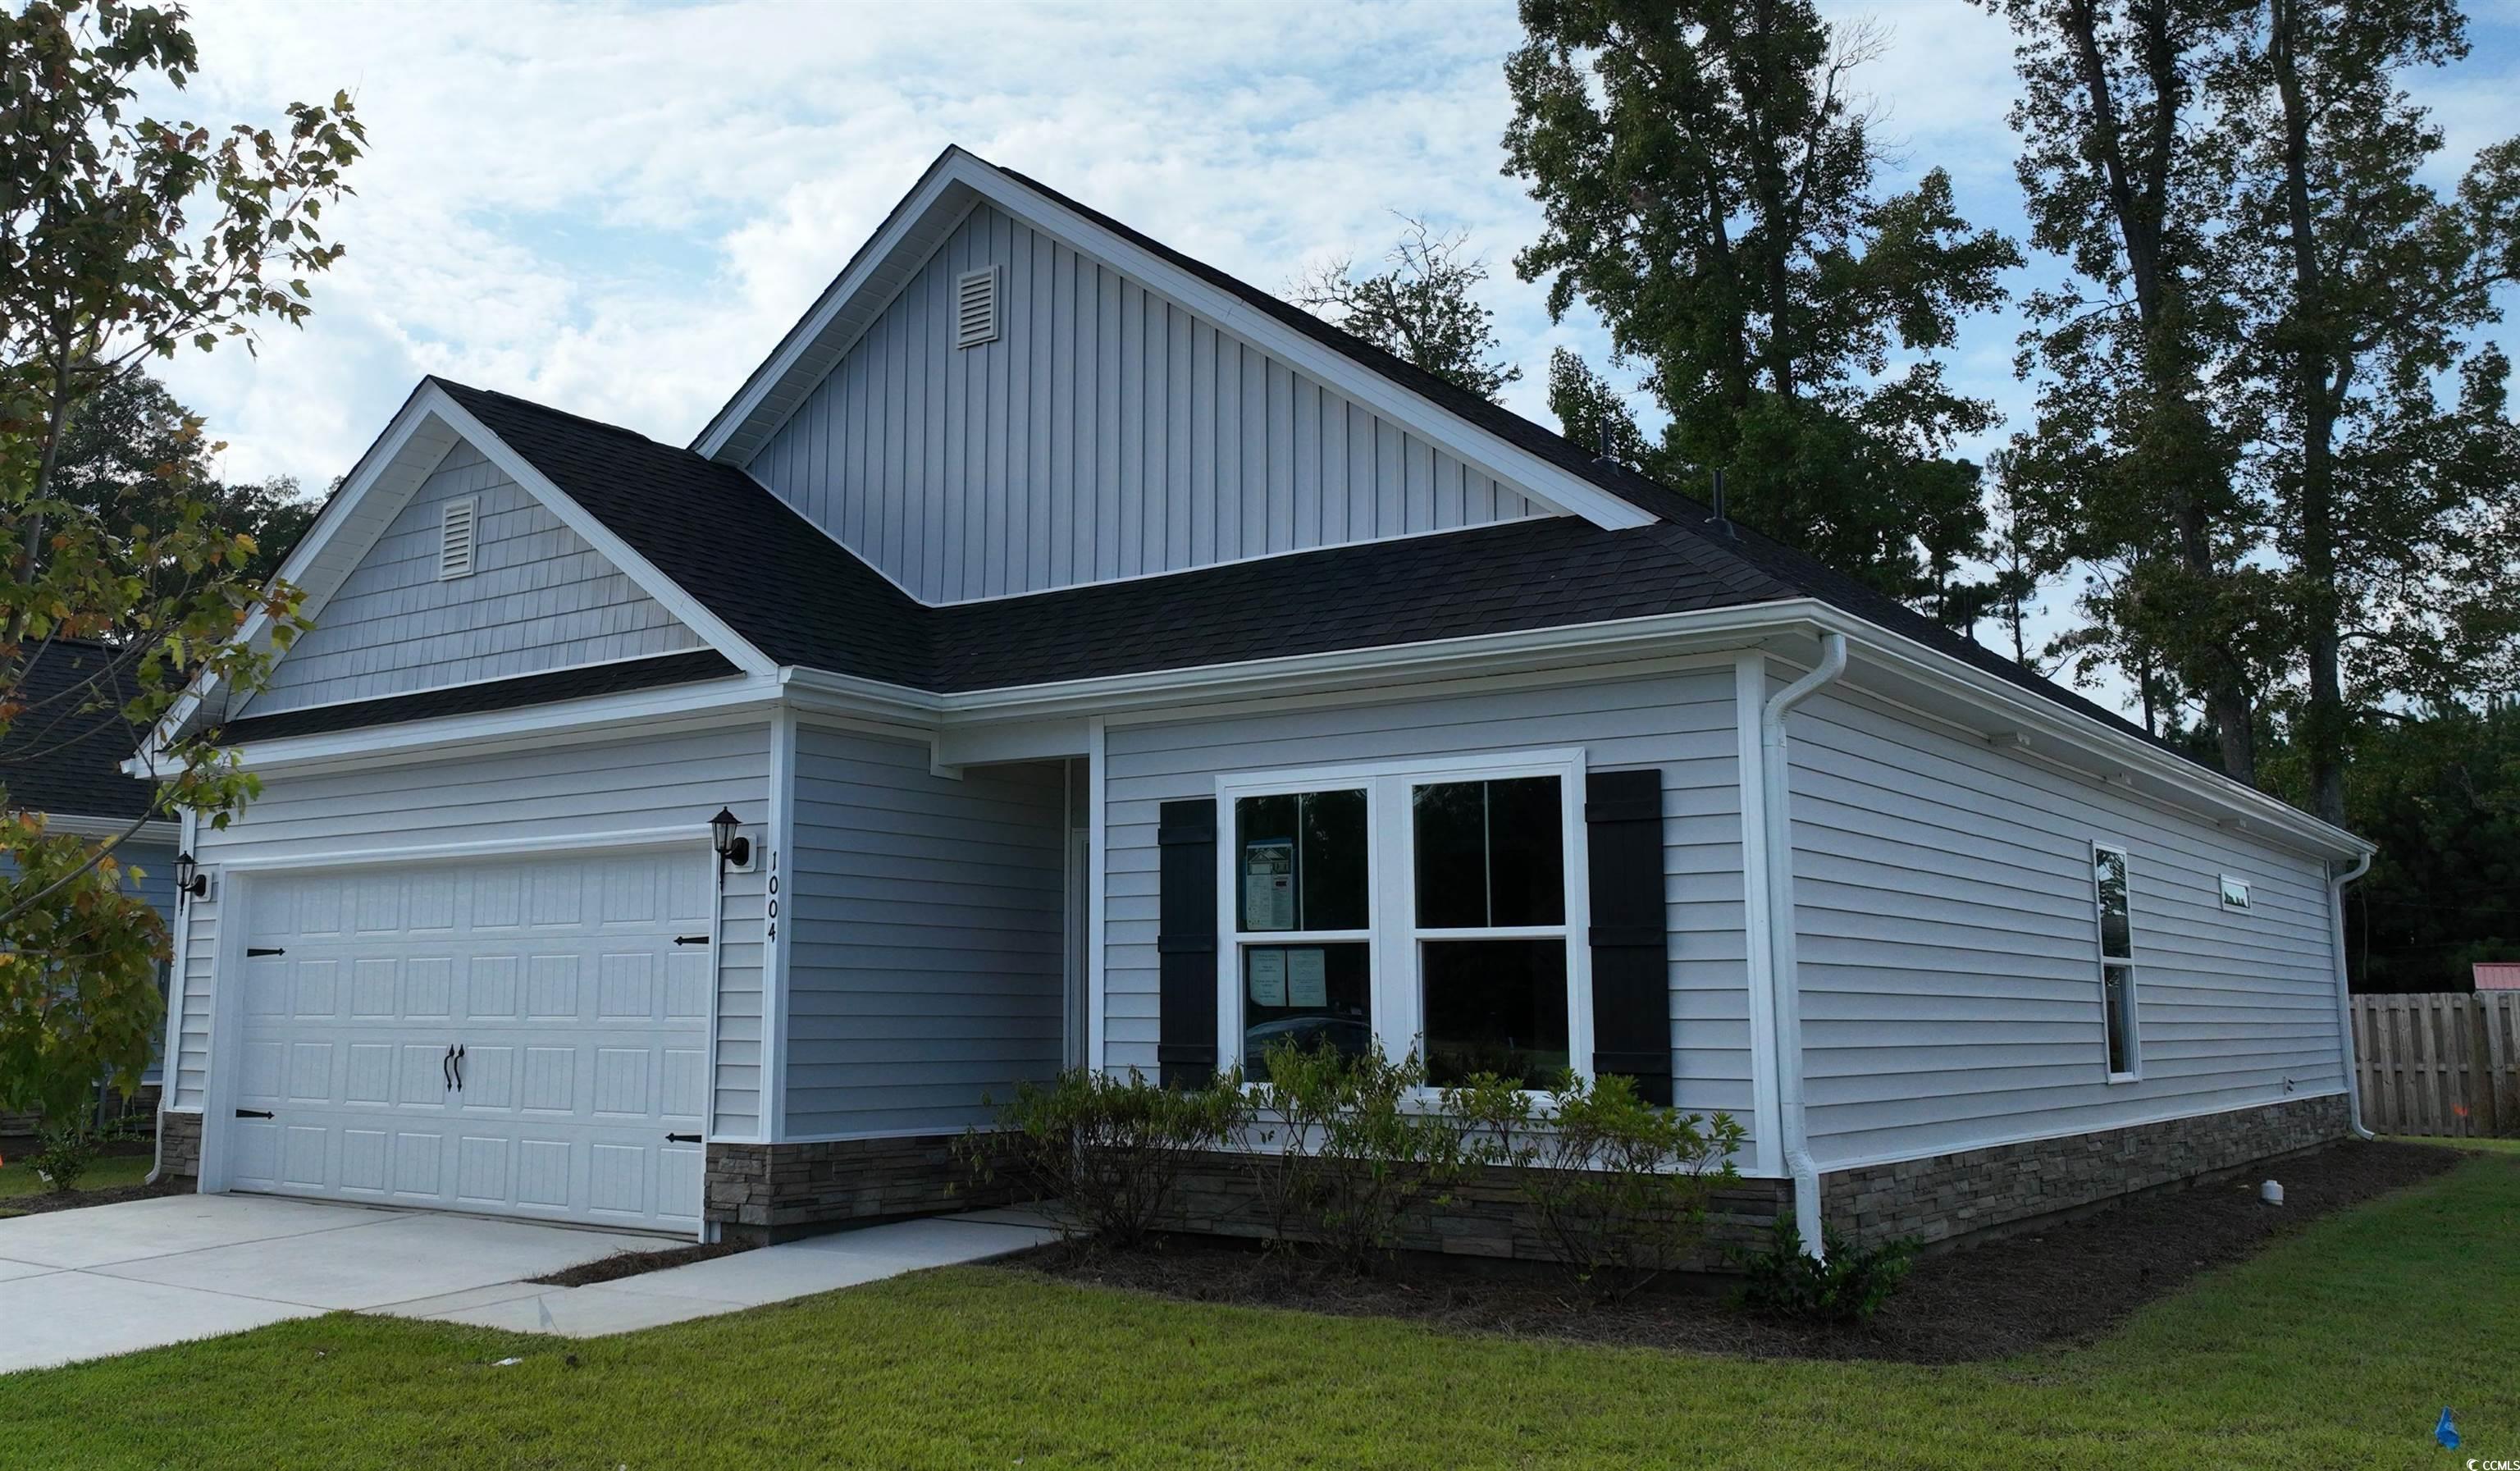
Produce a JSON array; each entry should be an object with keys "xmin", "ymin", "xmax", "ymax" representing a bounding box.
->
[{"xmin": 0, "ymin": 1194, "xmax": 671, "ymax": 1374}]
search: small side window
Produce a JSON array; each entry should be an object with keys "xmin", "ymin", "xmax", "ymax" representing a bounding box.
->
[
  {"xmin": 2092, "ymin": 844, "xmax": 2139, "ymax": 1080},
  {"xmin": 2219, "ymin": 875, "xmax": 2251, "ymax": 911}
]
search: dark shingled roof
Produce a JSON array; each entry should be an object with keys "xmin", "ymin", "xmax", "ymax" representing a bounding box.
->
[
  {"xmin": 3, "ymin": 641, "xmax": 158, "ymax": 822},
  {"xmin": 384, "ymin": 156, "xmax": 2203, "ymax": 766},
  {"xmin": 219, "ymin": 650, "xmax": 742, "ymax": 744}
]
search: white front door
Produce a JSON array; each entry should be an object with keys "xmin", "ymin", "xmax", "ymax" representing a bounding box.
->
[{"xmin": 225, "ymin": 848, "xmax": 712, "ymax": 1232}]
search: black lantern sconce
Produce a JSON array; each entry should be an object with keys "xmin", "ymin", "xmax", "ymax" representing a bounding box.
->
[
  {"xmin": 173, "ymin": 852, "xmax": 208, "ymax": 901},
  {"xmin": 710, "ymin": 808, "xmax": 751, "ymax": 873}
]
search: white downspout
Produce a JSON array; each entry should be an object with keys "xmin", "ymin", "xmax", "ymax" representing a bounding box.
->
[
  {"xmin": 2328, "ymin": 849, "xmax": 2376, "ymax": 1140},
  {"xmin": 1762, "ymin": 631, "xmax": 1848, "ymax": 1260}
]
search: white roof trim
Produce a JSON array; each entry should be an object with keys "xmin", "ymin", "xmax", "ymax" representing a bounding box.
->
[
  {"xmin": 139, "ymin": 381, "xmax": 775, "ymax": 764},
  {"xmin": 691, "ymin": 148, "xmax": 1654, "ymax": 533}
]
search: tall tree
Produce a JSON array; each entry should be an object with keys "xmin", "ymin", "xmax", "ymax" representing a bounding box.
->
[
  {"xmin": 2220, "ymin": 0, "xmax": 2520, "ymax": 825},
  {"xmin": 1501, "ymin": 0, "xmax": 2021, "ymax": 617},
  {"xmin": 1, "ymin": 1, "xmax": 353, "ymax": 1137},
  {"xmin": 1289, "ymin": 216, "xmax": 1524, "ymax": 403},
  {"xmin": 48, "ymin": 368, "xmax": 320, "ymax": 587},
  {"xmin": 1984, "ymin": 0, "xmax": 2274, "ymax": 783}
]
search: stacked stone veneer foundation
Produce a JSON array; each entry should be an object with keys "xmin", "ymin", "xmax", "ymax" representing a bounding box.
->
[
  {"xmin": 705, "ymin": 1135, "xmax": 1026, "ymax": 1244},
  {"xmin": 1821, "ymin": 1093, "xmax": 2352, "ymax": 1250},
  {"xmin": 159, "ymin": 1094, "xmax": 2348, "ymax": 1253},
  {"xmin": 156, "ymin": 1108, "xmax": 203, "ymax": 1185}
]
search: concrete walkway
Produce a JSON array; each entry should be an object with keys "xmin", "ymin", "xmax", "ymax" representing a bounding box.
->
[
  {"xmin": 376, "ymin": 1207, "xmax": 1062, "ymax": 1337},
  {"xmin": 0, "ymin": 1195, "xmax": 1061, "ymax": 1373}
]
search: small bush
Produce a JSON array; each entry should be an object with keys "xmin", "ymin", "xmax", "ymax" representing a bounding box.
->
[
  {"xmin": 27, "ymin": 1114, "xmax": 144, "ymax": 1195},
  {"xmin": 966, "ymin": 1067, "xmax": 1248, "ymax": 1249},
  {"xmin": 1731, "ymin": 1217, "xmax": 1915, "ymax": 1324},
  {"xmin": 1446, "ymin": 1071, "xmax": 1744, "ymax": 1300},
  {"xmin": 1244, "ymin": 1040, "xmax": 1472, "ymax": 1273}
]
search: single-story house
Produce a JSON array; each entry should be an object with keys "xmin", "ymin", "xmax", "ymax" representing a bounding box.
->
[
  {"xmin": 3, "ymin": 639, "xmax": 181, "ymax": 1131},
  {"xmin": 142, "ymin": 148, "xmax": 2376, "ymax": 1254}
]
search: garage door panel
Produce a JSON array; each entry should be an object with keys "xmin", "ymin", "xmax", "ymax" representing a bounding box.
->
[
  {"xmin": 459, "ymin": 1044, "xmax": 517, "ymax": 1108},
  {"xmin": 226, "ymin": 849, "xmax": 709, "ymax": 1232}
]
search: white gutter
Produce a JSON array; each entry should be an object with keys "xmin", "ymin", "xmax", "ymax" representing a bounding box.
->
[
  {"xmin": 1760, "ymin": 631, "xmax": 1848, "ymax": 1261},
  {"xmin": 2327, "ymin": 850, "xmax": 2376, "ymax": 1140}
]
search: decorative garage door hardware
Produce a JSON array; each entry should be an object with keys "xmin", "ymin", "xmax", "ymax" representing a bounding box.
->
[
  {"xmin": 674, "ymin": 934, "xmax": 708, "ymax": 945},
  {"xmin": 666, "ymin": 1133, "xmax": 701, "ymax": 1143},
  {"xmin": 246, "ymin": 947, "xmax": 285, "ymax": 957},
  {"xmin": 440, "ymin": 1043, "xmax": 468, "ymax": 1092},
  {"xmin": 235, "ymin": 1108, "xmax": 274, "ymax": 1119}
]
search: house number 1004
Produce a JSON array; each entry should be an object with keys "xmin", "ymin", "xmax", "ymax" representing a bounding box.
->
[{"xmin": 766, "ymin": 849, "xmax": 779, "ymax": 942}]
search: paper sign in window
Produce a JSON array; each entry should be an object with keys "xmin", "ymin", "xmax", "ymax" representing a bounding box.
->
[
  {"xmin": 1244, "ymin": 839, "xmax": 1294, "ymax": 931},
  {"xmin": 1248, "ymin": 948, "xmax": 1288, "ymax": 1007},
  {"xmin": 1286, "ymin": 948, "xmax": 1327, "ymax": 1008}
]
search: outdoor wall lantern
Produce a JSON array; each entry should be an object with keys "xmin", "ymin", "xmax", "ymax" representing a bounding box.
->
[
  {"xmin": 710, "ymin": 808, "xmax": 751, "ymax": 870},
  {"xmin": 172, "ymin": 851, "xmax": 208, "ymax": 900}
]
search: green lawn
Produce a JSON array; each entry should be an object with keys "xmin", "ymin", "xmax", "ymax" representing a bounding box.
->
[
  {"xmin": 0, "ymin": 1149, "xmax": 152, "ymax": 1204},
  {"xmin": 2, "ymin": 1153, "xmax": 2513, "ymax": 1469}
]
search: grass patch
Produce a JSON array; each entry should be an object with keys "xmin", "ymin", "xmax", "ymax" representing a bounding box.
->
[
  {"xmin": 1, "ymin": 1154, "xmax": 2513, "ymax": 1469},
  {"xmin": 0, "ymin": 1150, "xmax": 152, "ymax": 1202}
]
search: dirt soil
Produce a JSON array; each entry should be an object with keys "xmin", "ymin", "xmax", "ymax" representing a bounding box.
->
[
  {"xmin": 527, "ymin": 1238, "xmax": 754, "ymax": 1287},
  {"xmin": 0, "ymin": 1181, "xmax": 184, "ymax": 1218},
  {"xmin": 1005, "ymin": 1138, "xmax": 2468, "ymax": 1364}
]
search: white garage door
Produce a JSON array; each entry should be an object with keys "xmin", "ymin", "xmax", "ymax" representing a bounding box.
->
[{"xmin": 226, "ymin": 848, "xmax": 712, "ymax": 1233}]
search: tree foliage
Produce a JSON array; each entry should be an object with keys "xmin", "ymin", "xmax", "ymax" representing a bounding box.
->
[
  {"xmin": 1502, "ymin": 0, "xmax": 2020, "ymax": 619},
  {"xmin": 1, "ymin": 1, "xmax": 358, "ymax": 1128},
  {"xmin": 1986, "ymin": 0, "xmax": 2520, "ymax": 808},
  {"xmin": 1289, "ymin": 215, "xmax": 1523, "ymax": 403}
]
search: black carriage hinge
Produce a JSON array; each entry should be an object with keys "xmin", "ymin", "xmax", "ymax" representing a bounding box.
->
[
  {"xmin": 246, "ymin": 947, "xmax": 285, "ymax": 957},
  {"xmin": 673, "ymin": 934, "xmax": 709, "ymax": 946},
  {"xmin": 234, "ymin": 1108, "xmax": 274, "ymax": 1119},
  {"xmin": 665, "ymin": 1132, "xmax": 701, "ymax": 1144}
]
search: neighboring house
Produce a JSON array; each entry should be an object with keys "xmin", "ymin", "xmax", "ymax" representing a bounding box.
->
[
  {"xmin": 141, "ymin": 148, "xmax": 2375, "ymax": 1254},
  {"xmin": 2477, "ymin": 965, "xmax": 2520, "ymax": 992},
  {"xmin": 2, "ymin": 640, "xmax": 181, "ymax": 1129}
]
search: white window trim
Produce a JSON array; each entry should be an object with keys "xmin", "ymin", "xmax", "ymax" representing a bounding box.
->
[
  {"xmin": 2092, "ymin": 840, "xmax": 2141, "ymax": 1084},
  {"xmin": 1212, "ymin": 747, "xmax": 1593, "ymax": 1092}
]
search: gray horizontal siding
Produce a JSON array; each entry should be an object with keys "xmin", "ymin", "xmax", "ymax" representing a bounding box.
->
[
  {"xmin": 1785, "ymin": 682, "xmax": 2341, "ymax": 1167},
  {"xmin": 252, "ymin": 439, "xmax": 705, "ymax": 715},
  {"xmin": 785, "ymin": 727, "xmax": 1066, "ymax": 1137},
  {"xmin": 748, "ymin": 202, "xmax": 1549, "ymax": 605},
  {"xmin": 171, "ymin": 724, "xmax": 772, "ymax": 1139},
  {"xmin": 1101, "ymin": 669, "xmax": 1751, "ymax": 1151}
]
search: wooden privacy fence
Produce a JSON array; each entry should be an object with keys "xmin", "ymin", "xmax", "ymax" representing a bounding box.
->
[{"xmin": 2353, "ymin": 992, "xmax": 2520, "ymax": 1138}]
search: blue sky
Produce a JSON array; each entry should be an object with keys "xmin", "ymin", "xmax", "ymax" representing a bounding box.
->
[{"xmin": 153, "ymin": 1, "xmax": 2519, "ymax": 712}]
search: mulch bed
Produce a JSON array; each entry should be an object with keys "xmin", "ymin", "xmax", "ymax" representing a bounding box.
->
[
  {"xmin": 0, "ymin": 1180, "xmax": 184, "ymax": 1217},
  {"xmin": 1004, "ymin": 1138, "xmax": 2470, "ymax": 1364},
  {"xmin": 527, "ymin": 1238, "xmax": 754, "ymax": 1288}
]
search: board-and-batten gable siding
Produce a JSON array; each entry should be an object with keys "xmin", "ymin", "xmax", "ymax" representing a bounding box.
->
[
  {"xmin": 168, "ymin": 724, "xmax": 773, "ymax": 1138},
  {"xmin": 1783, "ymin": 679, "xmax": 2341, "ymax": 1168},
  {"xmin": 784, "ymin": 726, "xmax": 1065, "ymax": 1138},
  {"xmin": 746, "ymin": 202, "xmax": 1552, "ymax": 605},
  {"xmin": 248, "ymin": 439, "xmax": 706, "ymax": 717},
  {"xmin": 1099, "ymin": 669, "xmax": 1754, "ymax": 1149}
]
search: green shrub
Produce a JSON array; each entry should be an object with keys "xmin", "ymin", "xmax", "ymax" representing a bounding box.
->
[
  {"xmin": 1445, "ymin": 1071, "xmax": 1744, "ymax": 1300},
  {"xmin": 967, "ymin": 1067, "xmax": 1249, "ymax": 1249},
  {"xmin": 27, "ymin": 1113, "xmax": 144, "ymax": 1195},
  {"xmin": 1731, "ymin": 1217, "xmax": 1916, "ymax": 1323},
  {"xmin": 1244, "ymin": 1039, "xmax": 1472, "ymax": 1273}
]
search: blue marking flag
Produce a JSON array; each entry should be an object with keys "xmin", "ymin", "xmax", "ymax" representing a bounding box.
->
[{"xmin": 2436, "ymin": 1406, "xmax": 2460, "ymax": 1450}]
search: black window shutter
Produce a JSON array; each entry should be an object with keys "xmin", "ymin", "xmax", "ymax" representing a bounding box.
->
[
  {"xmin": 1156, "ymin": 797, "xmax": 1220, "ymax": 1089},
  {"xmin": 1585, "ymin": 768, "xmax": 1672, "ymax": 1106}
]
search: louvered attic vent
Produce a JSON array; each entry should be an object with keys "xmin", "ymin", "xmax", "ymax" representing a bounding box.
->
[
  {"xmin": 438, "ymin": 495, "xmax": 478, "ymax": 580},
  {"xmin": 954, "ymin": 265, "xmax": 1001, "ymax": 349}
]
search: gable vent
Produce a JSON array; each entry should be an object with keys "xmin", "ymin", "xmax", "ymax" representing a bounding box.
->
[
  {"xmin": 954, "ymin": 265, "xmax": 1002, "ymax": 349},
  {"xmin": 437, "ymin": 496, "xmax": 479, "ymax": 580}
]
